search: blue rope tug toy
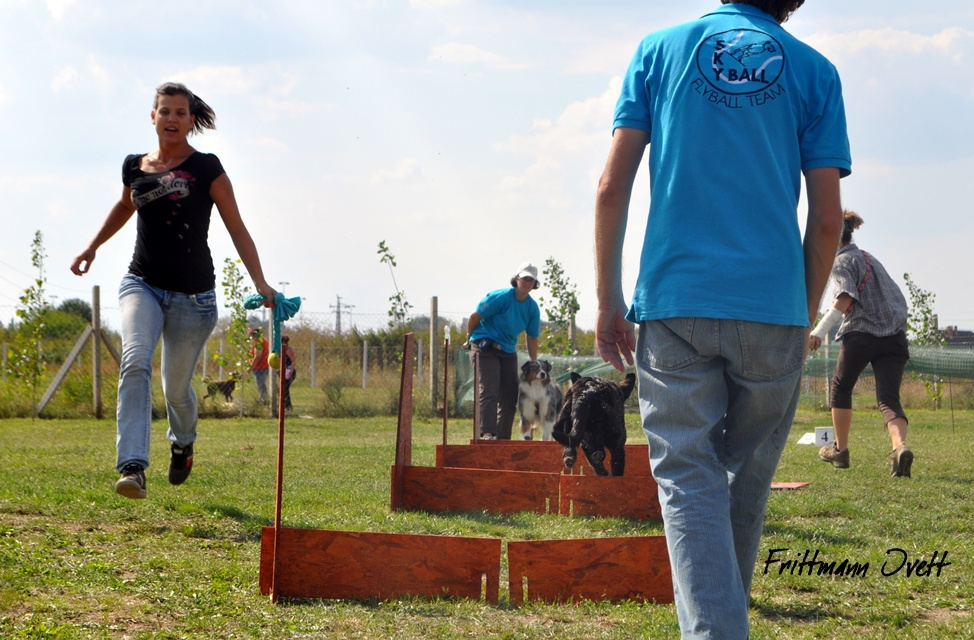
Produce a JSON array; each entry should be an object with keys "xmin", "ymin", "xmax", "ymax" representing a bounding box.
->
[{"xmin": 243, "ymin": 292, "xmax": 302, "ymax": 369}]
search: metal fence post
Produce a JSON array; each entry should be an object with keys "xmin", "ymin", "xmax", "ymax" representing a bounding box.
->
[{"xmin": 362, "ymin": 339, "xmax": 369, "ymax": 389}]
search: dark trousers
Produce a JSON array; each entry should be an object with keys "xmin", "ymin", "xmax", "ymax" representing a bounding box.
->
[
  {"xmin": 471, "ymin": 346, "xmax": 519, "ymax": 439},
  {"xmin": 831, "ymin": 330, "xmax": 910, "ymax": 424}
]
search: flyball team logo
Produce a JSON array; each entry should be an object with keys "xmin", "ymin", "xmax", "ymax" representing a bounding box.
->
[{"xmin": 692, "ymin": 29, "xmax": 786, "ymax": 107}]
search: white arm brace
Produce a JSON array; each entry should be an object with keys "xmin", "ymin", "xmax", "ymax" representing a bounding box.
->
[{"xmin": 810, "ymin": 307, "xmax": 843, "ymax": 340}]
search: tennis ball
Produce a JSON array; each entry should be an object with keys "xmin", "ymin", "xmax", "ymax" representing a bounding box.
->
[{"xmin": 268, "ymin": 352, "xmax": 281, "ymax": 369}]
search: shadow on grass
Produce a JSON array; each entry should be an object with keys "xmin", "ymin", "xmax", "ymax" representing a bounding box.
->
[
  {"xmin": 751, "ymin": 597, "xmax": 835, "ymax": 624},
  {"xmin": 199, "ymin": 503, "xmax": 273, "ymax": 540},
  {"xmin": 762, "ymin": 522, "xmax": 865, "ymax": 547}
]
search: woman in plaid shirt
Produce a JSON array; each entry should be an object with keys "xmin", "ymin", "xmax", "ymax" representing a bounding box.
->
[{"xmin": 808, "ymin": 210, "xmax": 913, "ymax": 477}]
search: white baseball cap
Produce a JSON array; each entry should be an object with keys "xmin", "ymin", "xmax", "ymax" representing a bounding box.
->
[{"xmin": 515, "ymin": 262, "xmax": 539, "ymax": 282}]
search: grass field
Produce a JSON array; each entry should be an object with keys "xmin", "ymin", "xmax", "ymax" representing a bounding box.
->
[{"xmin": 1, "ymin": 399, "xmax": 972, "ymax": 639}]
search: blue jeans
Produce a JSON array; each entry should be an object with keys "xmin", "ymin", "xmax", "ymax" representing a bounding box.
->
[
  {"xmin": 636, "ymin": 318, "xmax": 804, "ymax": 639},
  {"xmin": 116, "ymin": 275, "xmax": 217, "ymax": 472},
  {"xmin": 252, "ymin": 368, "xmax": 269, "ymax": 403}
]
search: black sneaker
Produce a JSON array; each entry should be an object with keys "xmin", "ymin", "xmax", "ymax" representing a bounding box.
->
[
  {"xmin": 168, "ymin": 442, "xmax": 194, "ymax": 485},
  {"xmin": 115, "ymin": 463, "xmax": 147, "ymax": 499}
]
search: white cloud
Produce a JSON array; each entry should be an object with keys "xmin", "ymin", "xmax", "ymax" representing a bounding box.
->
[
  {"xmin": 244, "ymin": 137, "xmax": 290, "ymax": 153},
  {"xmin": 495, "ymin": 77, "xmax": 620, "ymax": 199},
  {"xmin": 428, "ymin": 42, "xmax": 526, "ymax": 69},
  {"xmin": 45, "ymin": 0, "xmax": 75, "ymax": 21},
  {"xmin": 807, "ymin": 26, "xmax": 974, "ymax": 62},
  {"xmin": 371, "ymin": 157, "xmax": 421, "ymax": 184},
  {"xmin": 411, "ymin": 0, "xmax": 464, "ymax": 7},
  {"xmin": 255, "ymin": 96, "xmax": 315, "ymax": 121},
  {"xmin": 173, "ymin": 66, "xmax": 258, "ymax": 97},
  {"xmin": 88, "ymin": 56, "xmax": 112, "ymax": 90},
  {"xmin": 50, "ymin": 66, "xmax": 79, "ymax": 92}
]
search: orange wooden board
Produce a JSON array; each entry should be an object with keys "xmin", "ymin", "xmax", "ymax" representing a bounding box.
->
[
  {"xmin": 771, "ymin": 482, "xmax": 811, "ymax": 490},
  {"xmin": 559, "ymin": 474, "xmax": 661, "ymax": 519},
  {"xmin": 437, "ymin": 442, "xmax": 653, "ymax": 477},
  {"xmin": 260, "ymin": 527, "xmax": 501, "ymax": 603},
  {"xmin": 437, "ymin": 442, "xmax": 566, "ymax": 472},
  {"xmin": 397, "ymin": 465, "xmax": 561, "ymax": 515},
  {"xmin": 508, "ymin": 536, "xmax": 673, "ymax": 605}
]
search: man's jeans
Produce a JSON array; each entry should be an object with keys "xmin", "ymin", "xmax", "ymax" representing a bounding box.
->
[
  {"xmin": 253, "ymin": 368, "xmax": 269, "ymax": 403},
  {"xmin": 636, "ymin": 318, "xmax": 804, "ymax": 639},
  {"xmin": 116, "ymin": 275, "xmax": 217, "ymax": 472}
]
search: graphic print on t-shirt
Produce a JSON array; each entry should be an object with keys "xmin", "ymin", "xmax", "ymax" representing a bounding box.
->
[
  {"xmin": 692, "ymin": 29, "xmax": 785, "ymax": 108},
  {"xmin": 131, "ymin": 171, "xmax": 196, "ymax": 209}
]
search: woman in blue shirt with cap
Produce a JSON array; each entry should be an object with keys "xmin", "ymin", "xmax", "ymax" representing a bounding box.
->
[{"xmin": 465, "ymin": 263, "xmax": 541, "ymax": 439}]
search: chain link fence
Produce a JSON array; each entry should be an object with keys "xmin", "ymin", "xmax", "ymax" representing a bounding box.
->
[{"xmin": 5, "ymin": 300, "xmax": 974, "ymax": 418}]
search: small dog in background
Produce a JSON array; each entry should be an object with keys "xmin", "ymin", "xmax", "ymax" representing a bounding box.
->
[
  {"xmin": 517, "ymin": 360, "xmax": 563, "ymax": 441},
  {"xmin": 201, "ymin": 372, "xmax": 240, "ymax": 403},
  {"xmin": 551, "ymin": 372, "xmax": 636, "ymax": 476}
]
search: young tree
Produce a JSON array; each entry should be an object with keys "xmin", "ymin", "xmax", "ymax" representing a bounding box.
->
[
  {"xmin": 377, "ymin": 240, "xmax": 412, "ymax": 332},
  {"xmin": 8, "ymin": 231, "xmax": 48, "ymax": 414},
  {"xmin": 904, "ymin": 273, "xmax": 944, "ymax": 347},
  {"xmin": 217, "ymin": 258, "xmax": 253, "ymax": 390},
  {"xmin": 538, "ymin": 257, "xmax": 580, "ymax": 355},
  {"xmin": 904, "ymin": 272, "xmax": 946, "ymax": 408}
]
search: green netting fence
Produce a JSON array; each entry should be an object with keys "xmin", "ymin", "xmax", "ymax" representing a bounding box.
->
[{"xmin": 453, "ymin": 345, "xmax": 974, "ymax": 416}]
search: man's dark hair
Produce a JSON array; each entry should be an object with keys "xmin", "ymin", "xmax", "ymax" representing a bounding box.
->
[{"xmin": 720, "ymin": 0, "xmax": 804, "ymax": 23}]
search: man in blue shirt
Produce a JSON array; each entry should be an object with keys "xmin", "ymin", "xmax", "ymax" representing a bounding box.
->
[{"xmin": 594, "ymin": 1, "xmax": 850, "ymax": 636}]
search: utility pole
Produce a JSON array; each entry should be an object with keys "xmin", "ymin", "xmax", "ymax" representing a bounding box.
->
[{"xmin": 330, "ymin": 295, "xmax": 354, "ymax": 335}]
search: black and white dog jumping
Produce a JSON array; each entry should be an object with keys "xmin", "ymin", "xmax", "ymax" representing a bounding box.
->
[
  {"xmin": 551, "ymin": 372, "xmax": 636, "ymax": 476},
  {"xmin": 517, "ymin": 359, "xmax": 564, "ymax": 441}
]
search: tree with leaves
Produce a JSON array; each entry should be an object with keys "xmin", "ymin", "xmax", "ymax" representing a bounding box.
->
[
  {"xmin": 8, "ymin": 231, "xmax": 48, "ymax": 415},
  {"xmin": 537, "ymin": 257, "xmax": 580, "ymax": 355},
  {"xmin": 904, "ymin": 272, "xmax": 945, "ymax": 408},
  {"xmin": 903, "ymin": 273, "xmax": 944, "ymax": 347},
  {"xmin": 377, "ymin": 240, "xmax": 412, "ymax": 332},
  {"xmin": 217, "ymin": 258, "xmax": 253, "ymax": 382}
]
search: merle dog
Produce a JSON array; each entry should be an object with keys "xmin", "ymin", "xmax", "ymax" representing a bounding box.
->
[
  {"xmin": 551, "ymin": 372, "xmax": 636, "ymax": 476},
  {"xmin": 517, "ymin": 359, "xmax": 563, "ymax": 441}
]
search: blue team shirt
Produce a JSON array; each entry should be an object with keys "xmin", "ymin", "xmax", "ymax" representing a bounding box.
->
[
  {"xmin": 614, "ymin": 4, "xmax": 852, "ymax": 326},
  {"xmin": 471, "ymin": 288, "xmax": 540, "ymax": 353}
]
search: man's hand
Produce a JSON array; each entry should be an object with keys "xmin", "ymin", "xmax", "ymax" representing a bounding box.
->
[{"xmin": 596, "ymin": 304, "xmax": 636, "ymax": 373}]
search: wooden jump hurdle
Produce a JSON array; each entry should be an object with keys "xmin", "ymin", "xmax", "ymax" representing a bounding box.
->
[
  {"xmin": 261, "ymin": 332, "xmax": 672, "ymax": 606},
  {"xmin": 508, "ymin": 536, "xmax": 673, "ymax": 605},
  {"xmin": 261, "ymin": 332, "xmax": 502, "ymax": 603}
]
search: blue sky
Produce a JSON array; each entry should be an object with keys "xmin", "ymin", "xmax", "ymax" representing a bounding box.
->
[{"xmin": 2, "ymin": 0, "xmax": 973, "ymax": 333}]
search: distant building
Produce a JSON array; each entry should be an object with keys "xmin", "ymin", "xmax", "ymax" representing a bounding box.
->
[{"xmin": 943, "ymin": 326, "xmax": 974, "ymax": 346}]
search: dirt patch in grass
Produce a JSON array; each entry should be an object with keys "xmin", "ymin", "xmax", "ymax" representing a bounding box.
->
[{"xmin": 922, "ymin": 607, "xmax": 971, "ymax": 624}]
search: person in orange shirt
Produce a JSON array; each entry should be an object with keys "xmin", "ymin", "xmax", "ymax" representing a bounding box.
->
[{"xmin": 249, "ymin": 327, "xmax": 269, "ymax": 404}]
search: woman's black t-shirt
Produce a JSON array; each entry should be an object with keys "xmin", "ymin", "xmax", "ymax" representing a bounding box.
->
[{"xmin": 123, "ymin": 152, "xmax": 224, "ymax": 294}]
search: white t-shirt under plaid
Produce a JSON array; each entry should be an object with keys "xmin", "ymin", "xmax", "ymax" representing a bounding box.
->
[{"xmin": 832, "ymin": 243, "xmax": 908, "ymax": 339}]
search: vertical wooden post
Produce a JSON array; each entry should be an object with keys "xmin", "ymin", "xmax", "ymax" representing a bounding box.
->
[
  {"xmin": 430, "ymin": 296, "xmax": 439, "ymax": 410},
  {"xmin": 362, "ymin": 340, "xmax": 369, "ymax": 389},
  {"xmin": 442, "ymin": 329, "xmax": 449, "ymax": 449},
  {"xmin": 391, "ymin": 333, "xmax": 415, "ymax": 511},
  {"xmin": 310, "ymin": 340, "xmax": 316, "ymax": 388},
  {"xmin": 417, "ymin": 340, "xmax": 423, "ymax": 383},
  {"xmin": 270, "ymin": 334, "xmax": 288, "ymax": 603},
  {"xmin": 92, "ymin": 286, "xmax": 103, "ymax": 419},
  {"xmin": 473, "ymin": 350, "xmax": 481, "ymax": 441}
]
